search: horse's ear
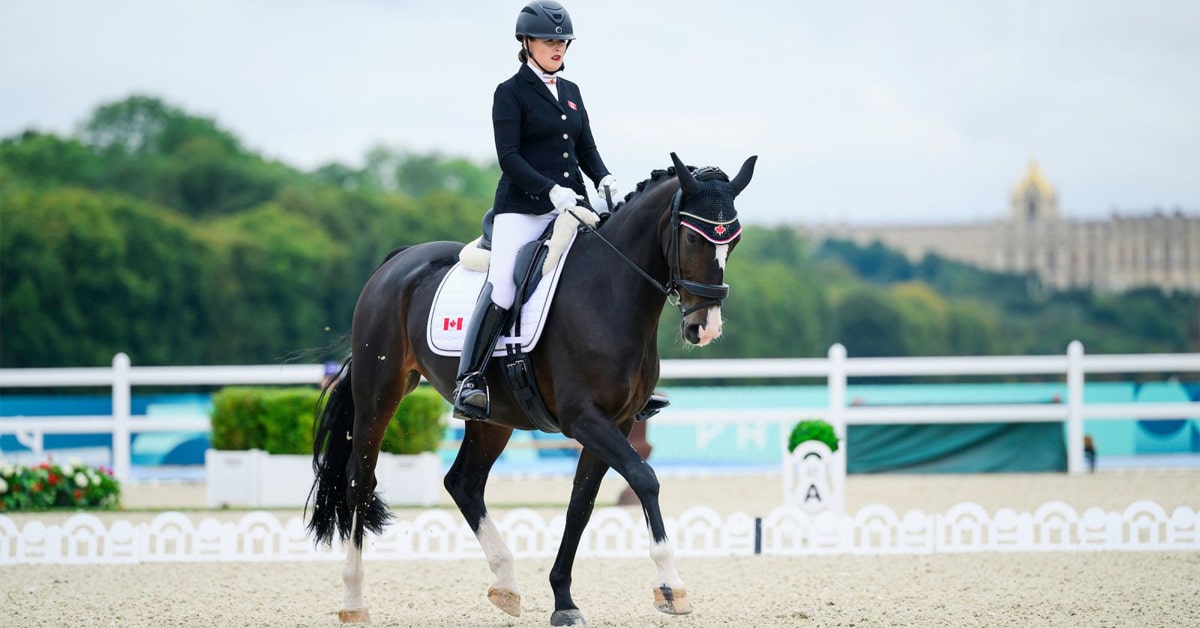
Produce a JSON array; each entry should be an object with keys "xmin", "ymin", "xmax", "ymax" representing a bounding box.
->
[
  {"xmin": 730, "ymin": 155, "xmax": 758, "ymax": 197},
  {"xmin": 670, "ymin": 152, "xmax": 700, "ymax": 195}
]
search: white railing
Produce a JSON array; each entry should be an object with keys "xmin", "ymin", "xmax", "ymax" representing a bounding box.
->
[
  {"xmin": 1, "ymin": 342, "xmax": 1198, "ymax": 481},
  {"xmin": 0, "ymin": 354, "xmax": 324, "ymax": 482},
  {"xmin": 4, "ymin": 501, "xmax": 1199, "ymax": 565},
  {"xmin": 657, "ymin": 342, "xmax": 1200, "ymax": 475}
]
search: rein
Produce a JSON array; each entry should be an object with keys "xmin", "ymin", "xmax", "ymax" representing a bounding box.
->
[{"xmin": 566, "ymin": 187, "xmax": 729, "ymax": 318}]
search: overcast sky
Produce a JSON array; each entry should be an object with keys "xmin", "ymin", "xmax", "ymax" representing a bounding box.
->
[{"xmin": 2, "ymin": 0, "xmax": 1197, "ymax": 225}]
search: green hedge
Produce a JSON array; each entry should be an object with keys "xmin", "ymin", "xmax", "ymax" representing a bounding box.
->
[
  {"xmin": 211, "ymin": 386, "xmax": 446, "ymax": 455},
  {"xmin": 787, "ymin": 419, "xmax": 840, "ymax": 454}
]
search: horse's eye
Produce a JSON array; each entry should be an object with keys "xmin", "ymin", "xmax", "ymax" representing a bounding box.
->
[{"xmin": 685, "ymin": 232, "xmax": 700, "ymax": 246}]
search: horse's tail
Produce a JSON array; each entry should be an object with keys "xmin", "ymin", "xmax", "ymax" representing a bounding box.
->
[{"xmin": 305, "ymin": 358, "xmax": 390, "ymax": 546}]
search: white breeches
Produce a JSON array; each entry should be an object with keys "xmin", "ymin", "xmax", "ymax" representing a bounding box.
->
[{"xmin": 488, "ymin": 210, "xmax": 559, "ymax": 309}]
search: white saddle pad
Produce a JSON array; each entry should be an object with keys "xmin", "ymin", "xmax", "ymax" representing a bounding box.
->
[{"xmin": 427, "ymin": 235, "xmax": 577, "ymax": 357}]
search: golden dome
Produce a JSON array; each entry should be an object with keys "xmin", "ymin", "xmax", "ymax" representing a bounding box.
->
[{"xmin": 1013, "ymin": 160, "xmax": 1055, "ymax": 199}]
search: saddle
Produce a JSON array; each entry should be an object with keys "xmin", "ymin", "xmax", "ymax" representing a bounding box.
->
[
  {"xmin": 459, "ymin": 207, "xmax": 599, "ymax": 318},
  {"xmin": 428, "ymin": 206, "xmax": 599, "ymax": 433}
]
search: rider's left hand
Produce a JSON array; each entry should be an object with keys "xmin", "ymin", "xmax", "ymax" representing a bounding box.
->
[{"xmin": 597, "ymin": 175, "xmax": 619, "ymax": 203}]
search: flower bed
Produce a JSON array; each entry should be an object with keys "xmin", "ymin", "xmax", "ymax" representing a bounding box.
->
[{"xmin": 0, "ymin": 460, "xmax": 121, "ymax": 512}]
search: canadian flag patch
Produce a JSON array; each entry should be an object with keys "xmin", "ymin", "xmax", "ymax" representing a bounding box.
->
[
  {"xmin": 443, "ymin": 317, "xmax": 463, "ymax": 331},
  {"xmin": 567, "ymin": 100, "xmax": 577, "ymax": 110}
]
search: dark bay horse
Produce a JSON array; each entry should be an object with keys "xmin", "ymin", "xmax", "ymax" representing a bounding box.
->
[{"xmin": 307, "ymin": 152, "xmax": 756, "ymax": 626}]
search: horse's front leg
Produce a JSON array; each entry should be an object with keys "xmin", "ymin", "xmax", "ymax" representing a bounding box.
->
[
  {"xmin": 443, "ymin": 421, "xmax": 519, "ymax": 616},
  {"xmin": 562, "ymin": 417, "xmax": 692, "ymax": 620}
]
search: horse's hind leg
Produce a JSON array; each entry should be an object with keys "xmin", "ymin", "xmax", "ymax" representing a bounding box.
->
[
  {"xmin": 340, "ymin": 370, "xmax": 418, "ymax": 623},
  {"xmin": 547, "ymin": 447, "xmax": 613, "ymax": 626},
  {"xmin": 443, "ymin": 421, "xmax": 518, "ymax": 616}
]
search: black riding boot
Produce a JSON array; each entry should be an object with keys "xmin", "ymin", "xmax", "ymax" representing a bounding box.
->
[
  {"xmin": 635, "ymin": 394, "xmax": 671, "ymax": 421},
  {"xmin": 453, "ymin": 286, "xmax": 510, "ymax": 421}
]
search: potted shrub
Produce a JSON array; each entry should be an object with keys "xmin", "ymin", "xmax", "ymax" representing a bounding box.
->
[
  {"xmin": 206, "ymin": 386, "xmax": 446, "ymax": 508},
  {"xmin": 783, "ymin": 419, "xmax": 844, "ymax": 514},
  {"xmin": 787, "ymin": 419, "xmax": 839, "ymax": 455}
]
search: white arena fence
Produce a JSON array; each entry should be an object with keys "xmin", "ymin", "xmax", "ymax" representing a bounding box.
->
[
  {"xmin": 2, "ymin": 501, "xmax": 1198, "ymax": 565},
  {"xmin": 1, "ymin": 342, "xmax": 1199, "ymax": 481}
]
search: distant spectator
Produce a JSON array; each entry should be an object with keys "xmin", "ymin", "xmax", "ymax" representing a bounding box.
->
[
  {"xmin": 321, "ymin": 361, "xmax": 341, "ymax": 392},
  {"xmin": 1084, "ymin": 435, "xmax": 1097, "ymax": 472}
]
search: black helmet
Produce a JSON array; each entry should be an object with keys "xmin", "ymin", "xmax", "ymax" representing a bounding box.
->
[{"xmin": 515, "ymin": 1, "xmax": 575, "ymax": 41}]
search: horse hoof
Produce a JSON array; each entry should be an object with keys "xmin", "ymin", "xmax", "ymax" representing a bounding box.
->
[
  {"xmin": 550, "ymin": 609, "xmax": 587, "ymax": 626},
  {"xmin": 653, "ymin": 585, "xmax": 692, "ymax": 615},
  {"xmin": 487, "ymin": 586, "xmax": 522, "ymax": 617},
  {"xmin": 338, "ymin": 607, "xmax": 370, "ymax": 624}
]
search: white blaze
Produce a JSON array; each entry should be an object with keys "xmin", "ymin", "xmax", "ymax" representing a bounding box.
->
[{"xmin": 696, "ymin": 244, "xmax": 728, "ymax": 346}]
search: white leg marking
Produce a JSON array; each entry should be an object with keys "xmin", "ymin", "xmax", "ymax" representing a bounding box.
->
[
  {"xmin": 342, "ymin": 510, "xmax": 366, "ymax": 611},
  {"xmin": 477, "ymin": 516, "xmax": 519, "ymax": 592},
  {"xmin": 648, "ymin": 538, "xmax": 685, "ymax": 589}
]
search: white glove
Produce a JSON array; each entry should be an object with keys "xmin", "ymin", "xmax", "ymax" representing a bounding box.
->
[
  {"xmin": 549, "ymin": 185, "xmax": 581, "ymax": 212},
  {"xmin": 597, "ymin": 174, "xmax": 619, "ymax": 201}
]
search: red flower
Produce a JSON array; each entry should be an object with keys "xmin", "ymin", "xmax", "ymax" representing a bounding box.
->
[
  {"xmin": 48, "ymin": 474, "xmax": 59, "ymax": 485},
  {"xmin": 32, "ymin": 482, "xmax": 43, "ymax": 493},
  {"xmin": 74, "ymin": 490, "xmax": 83, "ymax": 500}
]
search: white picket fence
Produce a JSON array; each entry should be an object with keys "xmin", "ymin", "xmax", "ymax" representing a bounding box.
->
[
  {"xmin": 2, "ymin": 500, "xmax": 1197, "ymax": 565},
  {"xmin": 1, "ymin": 342, "xmax": 1198, "ymax": 482}
]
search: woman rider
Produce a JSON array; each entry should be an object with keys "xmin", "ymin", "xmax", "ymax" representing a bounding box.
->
[{"xmin": 452, "ymin": 1, "xmax": 618, "ymax": 420}]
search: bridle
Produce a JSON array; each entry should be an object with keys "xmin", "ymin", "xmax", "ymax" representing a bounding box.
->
[
  {"xmin": 568, "ymin": 182, "xmax": 733, "ymax": 319},
  {"xmin": 665, "ymin": 188, "xmax": 731, "ymax": 317}
]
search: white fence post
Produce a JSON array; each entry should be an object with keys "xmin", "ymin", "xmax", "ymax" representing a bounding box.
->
[
  {"xmin": 1066, "ymin": 341, "xmax": 1085, "ymax": 475},
  {"xmin": 111, "ymin": 353, "xmax": 132, "ymax": 483},
  {"xmin": 827, "ymin": 344, "xmax": 847, "ymax": 442}
]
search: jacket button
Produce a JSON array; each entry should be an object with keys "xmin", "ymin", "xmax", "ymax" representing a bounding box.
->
[
  {"xmin": 564, "ymin": 172, "xmax": 570, "ymax": 178},
  {"xmin": 563, "ymin": 152, "xmax": 569, "ymax": 158},
  {"xmin": 562, "ymin": 133, "xmax": 569, "ymax": 140},
  {"xmin": 561, "ymin": 114, "xmax": 567, "ymax": 120}
]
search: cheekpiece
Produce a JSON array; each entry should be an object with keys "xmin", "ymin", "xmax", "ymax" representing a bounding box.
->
[{"xmin": 679, "ymin": 167, "xmax": 741, "ymax": 245}]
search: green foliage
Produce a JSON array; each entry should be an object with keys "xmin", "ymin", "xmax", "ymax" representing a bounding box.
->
[
  {"xmin": 379, "ymin": 387, "xmax": 448, "ymax": 455},
  {"xmin": 210, "ymin": 387, "xmax": 319, "ymax": 454},
  {"xmin": 0, "ymin": 461, "xmax": 121, "ymax": 512},
  {"xmin": 0, "ymin": 95, "xmax": 499, "ymax": 367},
  {"xmin": 820, "ymin": 239, "xmax": 1198, "ymax": 356},
  {"xmin": 787, "ymin": 420, "xmax": 839, "ymax": 453},
  {"xmin": 1, "ymin": 94, "xmax": 1195, "ymax": 368},
  {"xmin": 210, "ymin": 386, "xmax": 445, "ymax": 455}
]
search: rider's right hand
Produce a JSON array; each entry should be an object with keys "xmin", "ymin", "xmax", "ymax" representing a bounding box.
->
[{"xmin": 549, "ymin": 185, "xmax": 582, "ymax": 212}]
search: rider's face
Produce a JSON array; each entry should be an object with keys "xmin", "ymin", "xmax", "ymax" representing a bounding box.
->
[{"xmin": 528, "ymin": 37, "xmax": 567, "ymax": 72}]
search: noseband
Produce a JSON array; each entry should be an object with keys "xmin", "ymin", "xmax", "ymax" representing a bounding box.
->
[{"xmin": 566, "ymin": 185, "xmax": 732, "ymax": 319}]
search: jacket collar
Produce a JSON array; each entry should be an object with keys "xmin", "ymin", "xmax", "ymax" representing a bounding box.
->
[{"xmin": 518, "ymin": 64, "xmax": 564, "ymax": 113}]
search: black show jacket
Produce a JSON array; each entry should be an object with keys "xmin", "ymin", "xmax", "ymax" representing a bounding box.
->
[{"xmin": 491, "ymin": 64, "xmax": 610, "ymax": 215}]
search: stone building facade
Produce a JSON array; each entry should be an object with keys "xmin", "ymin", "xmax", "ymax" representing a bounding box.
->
[{"xmin": 805, "ymin": 163, "xmax": 1200, "ymax": 293}]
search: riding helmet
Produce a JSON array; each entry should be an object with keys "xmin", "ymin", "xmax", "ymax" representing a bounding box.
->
[{"xmin": 515, "ymin": 1, "xmax": 575, "ymax": 41}]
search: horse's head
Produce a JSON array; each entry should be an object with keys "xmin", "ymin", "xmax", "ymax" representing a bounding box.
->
[{"xmin": 665, "ymin": 152, "xmax": 757, "ymax": 346}]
